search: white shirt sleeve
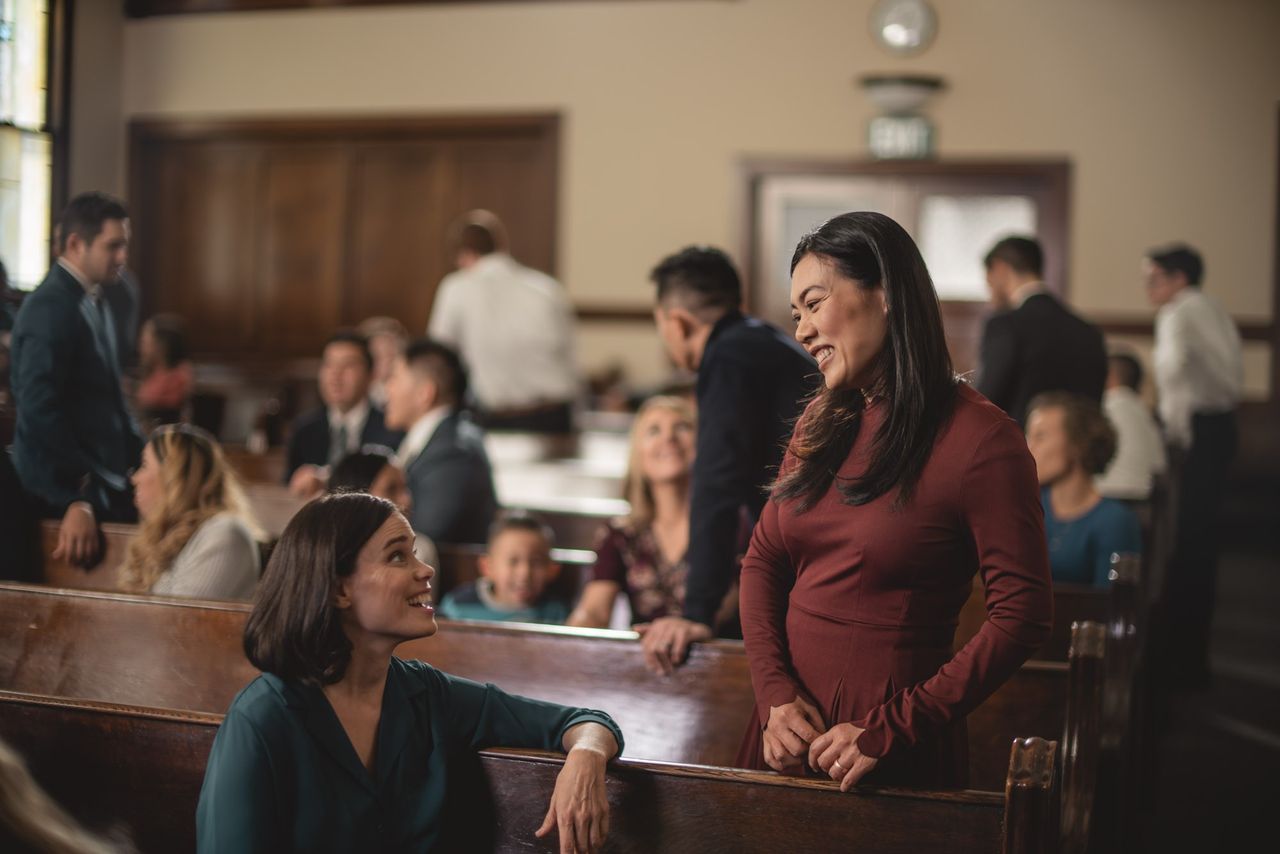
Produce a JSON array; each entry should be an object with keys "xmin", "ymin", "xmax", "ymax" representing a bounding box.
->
[{"xmin": 428, "ymin": 276, "xmax": 462, "ymax": 345}]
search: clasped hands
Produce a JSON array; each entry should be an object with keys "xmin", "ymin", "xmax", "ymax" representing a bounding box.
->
[{"xmin": 763, "ymin": 695, "xmax": 878, "ymax": 791}]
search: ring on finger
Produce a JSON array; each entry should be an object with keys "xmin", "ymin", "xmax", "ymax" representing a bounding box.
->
[{"xmin": 832, "ymin": 760, "xmax": 845, "ymax": 773}]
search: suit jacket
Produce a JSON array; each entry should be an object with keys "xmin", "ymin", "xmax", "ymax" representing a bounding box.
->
[
  {"xmin": 10, "ymin": 264, "xmax": 144, "ymax": 517},
  {"xmin": 683, "ymin": 311, "xmax": 818, "ymax": 628},
  {"xmin": 283, "ymin": 404, "xmax": 403, "ymax": 482},
  {"xmin": 403, "ymin": 411, "xmax": 497, "ymax": 545},
  {"xmin": 976, "ymin": 292, "xmax": 1107, "ymax": 426}
]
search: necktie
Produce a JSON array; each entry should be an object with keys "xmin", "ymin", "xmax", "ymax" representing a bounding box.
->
[{"xmin": 330, "ymin": 423, "xmax": 350, "ymax": 466}]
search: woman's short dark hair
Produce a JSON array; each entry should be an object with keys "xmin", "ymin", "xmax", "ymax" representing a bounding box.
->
[
  {"xmin": 244, "ymin": 493, "xmax": 398, "ymax": 685},
  {"xmin": 772, "ymin": 211, "xmax": 956, "ymax": 511},
  {"xmin": 329, "ymin": 446, "xmax": 398, "ymax": 494},
  {"xmin": 1028, "ymin": 391, "xmax": 1117, "ymax": 476}
]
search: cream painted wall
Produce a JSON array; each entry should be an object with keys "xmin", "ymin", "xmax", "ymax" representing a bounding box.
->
[
  {"xmin": 96, "ymin": 0, "xmax": 1280, "ymax": 387},
  {"xmin": 68, "ymin": 0, "xmax": 125, "ymax": 197}
]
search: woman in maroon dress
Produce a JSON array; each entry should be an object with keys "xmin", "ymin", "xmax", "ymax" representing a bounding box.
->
[{"xmin": 737, "ymin": 212, "xmax": 1053, "ymax": 790}]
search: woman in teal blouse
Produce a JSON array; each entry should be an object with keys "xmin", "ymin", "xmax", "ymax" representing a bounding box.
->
[
  {"xmin": 196, "ymin": 493, "xmax": 623, "ymax": 853},
  {"xmin": 1026, "ymin": 392, "xmax": 1144, "ymax": 587}
]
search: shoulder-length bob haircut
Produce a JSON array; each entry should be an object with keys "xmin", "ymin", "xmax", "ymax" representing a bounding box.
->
[
  {"xmin": 772, "ymin": 211, "xmax": 956, "ymax": 511},
  {"xmin": 244, "ymin": 492, "xmax": 398, "ymax": 685}
]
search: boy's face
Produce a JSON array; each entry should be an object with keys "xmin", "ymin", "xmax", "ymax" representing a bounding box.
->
[{"xmin": 481, "ymin": 529, "xmax": 556, "ymax": 609}]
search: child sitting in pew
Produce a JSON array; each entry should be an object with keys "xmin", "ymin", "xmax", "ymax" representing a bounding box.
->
[
  {"xmin": 1026, "ymin": 392, "xmax": 1143, "ymax": 587},
  {"xmin": 437, "ymin": 510, "xmax": 569, "ymax": 624}
]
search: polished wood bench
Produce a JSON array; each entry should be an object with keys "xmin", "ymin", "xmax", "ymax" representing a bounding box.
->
[
  {"xmin": 0, "ymin": 691, "xmax": 1053, "ymax": 854},
  {"xmin": 0, "ymin": 583, "xmax": 1068, "ymax": 788}
]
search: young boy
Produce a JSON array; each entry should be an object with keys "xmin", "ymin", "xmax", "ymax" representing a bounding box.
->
[{"xmin": 437, "ymin": 511, "xmax": 569, "ymax": 624}]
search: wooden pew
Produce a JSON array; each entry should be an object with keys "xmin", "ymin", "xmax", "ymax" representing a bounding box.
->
[
  {"xmin": 223, "ymin": 445, "xmax": 286, "ymax": 485},
  {"xmin": 36, "ymin": 520, "xmax": 133, "ymax": 591},
  {"xmin": 0, "ymin": 583, "xmax": 1066, "ymax": 786},
  {"xmin": 243, "ymin": 483, "xmax": 308, "ymax": 539},
  {"xmin": 0, "ymin": 690, "xmax": 1052, "ymax": 854}
]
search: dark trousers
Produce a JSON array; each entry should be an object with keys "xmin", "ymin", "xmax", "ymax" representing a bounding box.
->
[
  {"xmin": 1163, "ymin": 410, "xmax": 1238, "ymax": 684},
  {"xmin": 477, "ymin": 401, "xmax": 574, "ymax": 434}
]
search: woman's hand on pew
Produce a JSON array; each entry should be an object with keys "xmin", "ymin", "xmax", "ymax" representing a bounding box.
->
[
  {"xmin": 763, "ymin": 695, "xmax": 826, "ymax": 773},
  {"xmin": 538, "ymin": 723, "xmax": 617, "ymax": 853},
  {"xmin": 633, "ymin": 617, "xmax": 712, "ymax": 675},
  {"xmin": 809, "ymin": 723, "xmax": 878, "ymax": 792}
]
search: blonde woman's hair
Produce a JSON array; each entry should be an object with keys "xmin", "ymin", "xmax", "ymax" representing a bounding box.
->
[
  {"xmin": 623, "ymin": 396, "xmax": 696, "ymax": 528},
  {"xmin": 119, "ymin": 425, "xmax": 261, "ymax": 593},
  {"xmin": 0, "ymin": 735, "xmax": 134, "ymax": 853}
]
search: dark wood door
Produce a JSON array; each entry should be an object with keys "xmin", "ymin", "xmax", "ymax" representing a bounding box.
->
[{"xmin": 129, "ymin": 115, "xmax": 559, "ymax": 359}]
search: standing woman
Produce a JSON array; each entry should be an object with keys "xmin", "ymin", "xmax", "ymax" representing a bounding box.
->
[
  {"xmin": 197, "ymin": 493, "xmax": 621, "ymax": 853},
  {"xmin": 738, "ymin": 212, "xmax": 1053, "ymax": 789}
]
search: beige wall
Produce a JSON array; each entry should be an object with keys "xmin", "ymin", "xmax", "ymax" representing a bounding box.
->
[
  {"xmin": 68, "ymin": 0, "xmax": 125, "ymax": 197},
  {"xmin": 80, "ymin": 0, "xmax": 1280, "ymax": 388}
]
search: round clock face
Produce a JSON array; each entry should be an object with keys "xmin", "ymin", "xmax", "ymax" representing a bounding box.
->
[{"xmin": 870, "ymin": 0, "xmax": 938, "ymax": 56}]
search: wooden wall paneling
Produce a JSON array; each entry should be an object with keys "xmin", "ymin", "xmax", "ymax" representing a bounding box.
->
[
  {"xmin": 256, "ymin": 145, "xmax": 351, "ymax": 355},
  {"xmin": 346, "ymin": 142, "xmax": 450, "ymax": 333},
  {"xmin": 138, "ymin": 141, "xmax": 263, "ymax": 352},
  {"xmin": 447, "ymin": 125, "xmax": 559, "ymax": 278}
]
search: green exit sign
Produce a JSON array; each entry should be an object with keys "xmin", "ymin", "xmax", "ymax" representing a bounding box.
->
[{"xmin": 868, "ymin": 115, "xmax": 935, "ymax": 160}]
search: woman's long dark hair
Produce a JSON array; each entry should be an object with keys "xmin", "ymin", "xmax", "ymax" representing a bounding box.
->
[
  {"xmin": 772, "ymin": 212, "xmax": 956, "ymax": 511},
  {"xmin": 244, "ymin": 493, "xmax": 397, "ymax": 685}
]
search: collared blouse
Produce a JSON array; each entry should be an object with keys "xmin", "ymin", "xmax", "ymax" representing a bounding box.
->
[{"xmin": 196, "ymin": 657, "xmax": 623, "ymax": 853}]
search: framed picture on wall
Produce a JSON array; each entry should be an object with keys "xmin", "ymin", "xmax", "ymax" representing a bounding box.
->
[{"xmin": 741, "ymin": 159, "xmax": 1069, "ymax": 373}]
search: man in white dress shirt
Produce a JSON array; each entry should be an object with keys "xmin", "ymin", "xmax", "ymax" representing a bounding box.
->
[
  {"xmin": 427, "ymin": 211, "xmax": 579, "ymax": 433},
  {"xmin": 1096, "ymin": 352, "xmax": 1167, "ymax": 500},
  {"xmin": 1145, "ymin": 243, "xmax": 1243, "ymax": 688}
]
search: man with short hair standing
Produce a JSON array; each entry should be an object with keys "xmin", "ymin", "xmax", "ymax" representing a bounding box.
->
[
  {"xmin": 977, "ymin": 235, "xmax": 1107, "ymax": 426},
  {"xmin": 428, "ymin": 211, "xmax": 579, "ymax": 433},
  {"xmin": 10, "ymin": 192, "xmax": 144, "ymax": 567},
  {"xmin": 642, "ymin": 246, "xmax": 815, "ymax": 673},
  {"xmin": 1145, "ymin": 243, "xmax": 1243, "ymax": 689}
]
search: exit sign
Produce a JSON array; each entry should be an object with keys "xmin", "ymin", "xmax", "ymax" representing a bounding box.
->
[{"xmin": 868, "ymin": 115, "xmax": 935, "ymax": 160}]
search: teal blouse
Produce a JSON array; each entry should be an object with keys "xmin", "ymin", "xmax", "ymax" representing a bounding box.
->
[
  {"xmin": 1042, "ymin": 489, "xmax": 1143, "ymax": 587},
  {"xmin": 196, "ymin": 657, "xmax": 623, "ymax": 853}
]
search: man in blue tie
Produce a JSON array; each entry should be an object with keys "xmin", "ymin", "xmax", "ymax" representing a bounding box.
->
[{"xmin": 10, "ymin": 192, "xmax": 144, "ymax": 568}]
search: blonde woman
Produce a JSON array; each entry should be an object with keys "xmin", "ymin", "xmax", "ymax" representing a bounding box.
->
[
  {"xmin": 569, "ymin": 396, "xmax": 711, "ymax": 631},
  {"xmin": 120, "ymin": 425, "xmax": 262, "ymax": 600}
]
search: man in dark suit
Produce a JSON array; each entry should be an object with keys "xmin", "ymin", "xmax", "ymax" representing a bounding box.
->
[
  {"xmin": 643, "ymin": 246, "xmax": 817, "ymax": 673},
  {"xmin": 383, "ymin": 337, "xmax": 497, "ymax": 545},
  {"xmin": 977, "ymin": 236, "xmax": 1107, "ymax": 426},
  {"xmin": 285, "ymin": 330, "xmax": 403, "ymax": 497},
  {"xmin": 10, "ymin": 192, "xmax": 145, "ymax": 567}
]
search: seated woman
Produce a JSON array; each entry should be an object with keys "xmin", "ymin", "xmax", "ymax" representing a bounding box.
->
[
  {"xmin": 568, "ymin": 396, "xmax": 698, "ymax": 630},
  {"xmin": 135, "ymin": 314, "xmax": 193, "ymax": 426},
  {"xmin": 739, "ymin": 212, "xmax": 1053, "ymax": 789},
  {"xmin": 196, "ymin": 493, "xmax": 621, "ymax": 852},
  {"xmin": 120, "ymin": 424, "xmax": 262, "ymax": 600},
  {"xmin": 329, "ymin": 445, "xmax": 439, "ymax": 572},
  {"xmin": 1026, "ymin": 392, "xmax": 1143, "ymax": 587}
]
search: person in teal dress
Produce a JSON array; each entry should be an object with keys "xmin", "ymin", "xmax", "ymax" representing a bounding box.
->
[
  {"xmin": 196, "ymin": 493, "xmax": 622, "ymax": 853},
  {"xmin": 438, "ymin": 510, "xmax": 569, "ymax": 624},
  {"xmin": 1026, "ymin": 392, "xmax": 1143, "ymax": 586}
]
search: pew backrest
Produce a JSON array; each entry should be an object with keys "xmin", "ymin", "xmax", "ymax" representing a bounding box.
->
[
  {"xmin": 0, "ymin": 583, "xmax": 1069, "ymax": 788},
  {"xmin": 0, "ymin": 691, "xmax": 1022, "ymax": 854}
]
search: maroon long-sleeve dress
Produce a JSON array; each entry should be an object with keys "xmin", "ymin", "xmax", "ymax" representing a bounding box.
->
[{"xmin": 737, "ymin": 384, "xmax": 1053, "ymax": 787}]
